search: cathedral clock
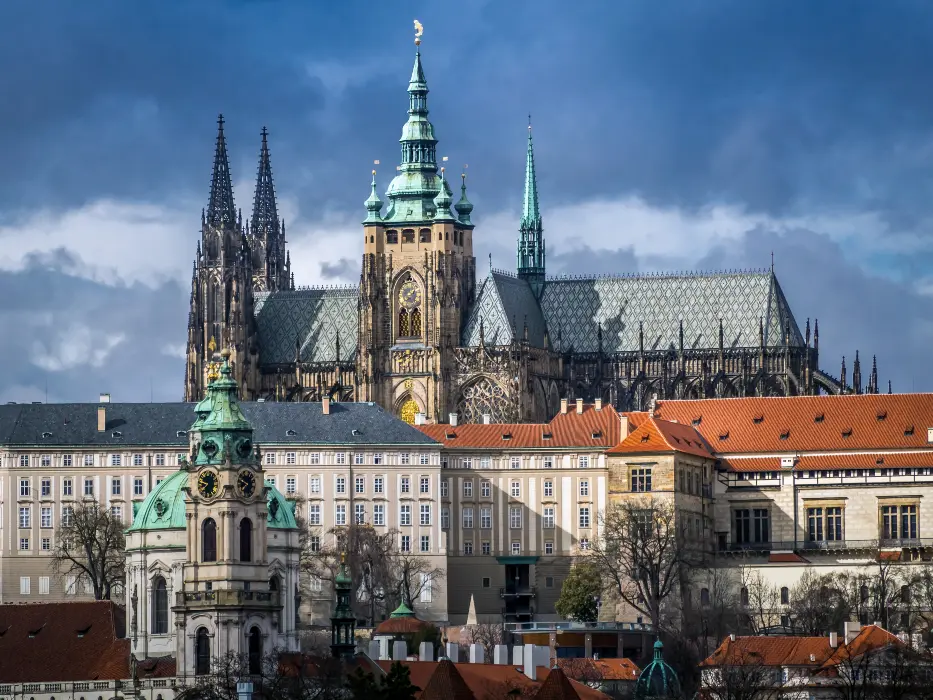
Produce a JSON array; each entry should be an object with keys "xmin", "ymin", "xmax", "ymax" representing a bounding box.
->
[
  {"xmin": 399, "ymin": 279, "xmax": 422, "ymax": 310},
  {"xmin": 197, "ymin": 470, "xmax": 219, "ymax": 498},
  {"xmin": 237, "ymin": 469, "xmax": 257, "ymax": 498}
]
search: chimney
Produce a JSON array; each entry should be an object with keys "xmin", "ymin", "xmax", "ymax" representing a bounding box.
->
[
  {"xmin": 844, "ymin": 621, "xmax": 862, "ymax": 644},
  {"xmin": 470, "ymin": 643, "xmax": 484, "ymax": 663},
  {"xmin": 419, "ymin": 641, "xmax": 434, "ymax": 661},
  {"xmin": 523, "ymin": 643, "xmax": 537, "ymax": 680},
  {"xmin": 595, "ymin": 398, "xmax": 602, "ymax": 411},
  {"xmin": 445, "ymin": 641, "xmax": 459, "ymax": 661},
  {"xmin": 576, "ymin": 398, "xmax": 584, "ymax": 414},
  {"xmin": 560, "ymin": 398, "xmax": 568, "ymax": 414},
  {"xmin": 322, "ymin": 396, "xmax": 330, "ymax": 415},
  {"xmin": 829, "ymin": 632, "xmax": 838, "ymax": 648},
  {"xmin": 99, "ymin": 393, "xmax": 111, "ymax": 403},
  {"xmin": 97, "ymin": 406, "xmax": 106, "ymax": 432},
  {"xmin": 415, "ymin": 413, "xmax": 426, "ymax": 426},
  {"xmin": 620, "ymin": 415, "xmax": 629, "ymax": 437},
  {"xmin": 368, "ymin": 640, "xmax": 381, "ymax": 659},
  {"xmin": 449, "ymin": 413, "xmax": 458, "ymax": 427},
  {"xmin": 393, "ymin": 640, "xmax": 407, "ymax": 661},
  {"xmin": 482, "ymin": 414, "xmax": 491, "ymax": 425},
  {"xmin": 729, "ymin": 633, "xmax": 736, "ymax": 642},
  {"xmin": 493, "ymin": 644, "xmax": 509, "ymax": 665}
]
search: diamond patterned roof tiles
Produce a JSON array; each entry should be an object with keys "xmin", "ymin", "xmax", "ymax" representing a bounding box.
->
[
  {"xmin": 254, "ymin": 287, "xmax": 358, "ymax": 365},
  {"xmin": 462, "ymin": 271, "xmax": 547, "ymax": 347}
]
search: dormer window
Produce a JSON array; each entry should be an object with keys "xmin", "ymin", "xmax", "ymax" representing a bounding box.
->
[
  {"xmin": 842, "ymin": 429, "xmax": 853, "ymax": 438},
  {"xmin": 753, "ymin": 415, "xmax": 764, "ymax": 424},
  {"xmin": 285, "ymin": 429, "xmax": 297, "ymax": 437},
  {"xmin": 542, "ymin": 432, "xmax": 553, "ymax": 440},
  {"xmin": 814, "ymin": 414, "xmax": 825, "ymax": 423},
  {"xmin": 591, "ymin": 430, "xmax": 602, "ymax": 439},
  {"xmin": 718, "ymin": 432, "xmax": 729, "ymax": 441},
  {"xmin": 111, "ymin": 431, "xmax": 122, "ymax": 438},
  {"xmin": 501, "ymin": 433, "xmax": 512, "ymax": 441},
  {"xmin": 41, "ymin": 432, "xmax": 52, "ymax": 439},
  {"xmin": 780, "ymin": 431, "xmax": 790, "ymax": 440},
  {"xmin": 177, "ymin": 431, "xmax": 187, "ymax": 437},
  {"xmin": 692, "ymin": 416, "xmax": 702, "ymax": 427},
  {"xmin": 877, "ymin": 411, "xmax": 887, "ymax": 421}
]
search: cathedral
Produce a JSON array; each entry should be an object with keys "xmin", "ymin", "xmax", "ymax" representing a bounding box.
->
[{"xmin": 184, "ymin": 42, "xmax": 876, "ymax": 424}]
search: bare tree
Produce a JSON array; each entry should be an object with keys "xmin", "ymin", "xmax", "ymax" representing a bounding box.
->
[
  {"xmin": 739, "ymin": 567, "xmax": 781, "ymax": 635},
  {"xmin": 830, "ymin": 638, "xmax": 927, "ymax": 700},
  {"xmin": 588, "ymin": 498, "xmax": 693, "ymax": 633},
  {"xmin": 788, "ymin": 569, "xmax": 850, "ymax": 635},
  {"xmin": 701, "ymin": 648, "xmax": 785, "ymax": 700},
  {"xmin": 462, "ymin": 621, "xmax": 506, "ymax": 663},
  {"xmin": 388, "ymin": 548, "xmax": 444, "ymax": 614},
  {"xmin": 52, "ymin": 500, "xmax": 125, "ymax": 600}
]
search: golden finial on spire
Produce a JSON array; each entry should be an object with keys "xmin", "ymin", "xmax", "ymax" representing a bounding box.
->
[
  {"xmin": 414, "ymin": 19, "xmax": 424, "ymax": 46},
  {"xmin": 340, "ymin": 551, "xmax": 347, "ymax": 564},
  {"xmin": 207, "ymin": 336, "xmax": 217, "ymax": 354}
]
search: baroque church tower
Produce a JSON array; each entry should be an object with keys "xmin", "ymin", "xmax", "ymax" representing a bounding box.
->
[
  {"xmin": 185, "ymin": 117, "xmax": 292, "ymax": 401},
  {"xmin": 357, "ymin": 39, "xmax": 476, "ymax": 422}
]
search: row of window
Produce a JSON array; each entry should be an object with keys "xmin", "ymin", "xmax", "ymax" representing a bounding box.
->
[
  {"xmin": 455, "ymin": 505, "xmax": 592, "ymax": 530},
  {"xmin": 460, "ymin": 541, "xmax": 563, "ymax": 556},
  {"xmin": 457, "ymin": 478, "xmax": 587, "ymax": 499},
  {"xmin": 309, "ymin": 474, "xmax": 434, "ymax": 496},
  {"xmin": 9, "ymin": 453, "xmax": 185, "ymax": 468},
  {"xmin": 265, "ymin": 452, "xmax": 432, "ymax": 466},
  {"xmin": 16, "ymin": 504, "xmax": 124, "ymax": 531},
  {"xmin": 734, "ymin": 467, "xmax": 933, "ymax": 482},
  {"xmin": 732, "ymin": 504, "xmax": 920, "ymax": 545},
  {"xmin": 305, "ymin": 532, "xmax": 432, "ymax": 554},
  {"xmin": 308, "ymin": 503, "xmax": 435, "ymax": 527},
  {"xmin": 18, "ymin": 475, "xmax": 157, "ymax": 499},
  {"xmin": 448, "ymin": 455, "xmax": 596, "ymax": 470}
]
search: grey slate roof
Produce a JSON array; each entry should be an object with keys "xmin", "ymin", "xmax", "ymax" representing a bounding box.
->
[
  {"xmin": 254, "ymin": 288, "xmax": 358, "ymax": 366},
  {"xmin": 461, "ymin": 270, "xmax": 804, "ymax": 353},
  {"xmin": 0, "ymin": 402, "xmax": 438, "ymax": 448}
]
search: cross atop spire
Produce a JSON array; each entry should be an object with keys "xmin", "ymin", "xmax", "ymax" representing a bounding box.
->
[
  {"xmin": 250, "ymin": 126, "xmax": 280, "ymax": 241},
  {"xmin": 206, "ymin": 114, "xmax": 237, "ymax": 228}
]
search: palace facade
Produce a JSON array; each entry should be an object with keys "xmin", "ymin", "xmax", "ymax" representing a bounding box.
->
[{"xmin": 183, "ymin": 43, "xmax": 867, "ymax": 425}]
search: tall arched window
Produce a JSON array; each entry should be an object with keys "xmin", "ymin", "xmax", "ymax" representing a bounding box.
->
[
  {"xmin": 248, "ymin": 627, "xmax": 262, "ymax": 675},
  {"xmin": 239, "ymin": 518, "xmax": 252, "ymax": 562},
  {"xmin": 410, "ymin": 308, "xmax": 422, "ymax": 337},
  {"xmin": 780, "ymin": 586, "xmax": 789, "ymax": 605},
  {"xmin": 269, "ymin": 575, "xmax": 280, "ymax": 592},
  {"xmin": 195, "ymin": 627, "xmax": 210, "ymax": 675},
  {"xmin": 398, "ymin": 309, "xmax": 410, "ymax": 337},
  {"xmin": 152, "ymin": 576, "xmax": 168, "ymax": 635},
  {"xmin": 202, "ymin": 518, "xmax": 217, "ymax": 562}
]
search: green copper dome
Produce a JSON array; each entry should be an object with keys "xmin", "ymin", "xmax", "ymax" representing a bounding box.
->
[
  {"xmin": 455, "ymin": 173, "xmax": 473, "ymax": 225},
  {"xmin": 126, "ymin": 471, "xmax": 298, "ymax": 532},
  {"xmin": 634, "ymin": 640, "xmax": 680, "ymax": 700},
  {"xmin": 433, "ymin": 173, "xmax": 454, "ymax": 222}
]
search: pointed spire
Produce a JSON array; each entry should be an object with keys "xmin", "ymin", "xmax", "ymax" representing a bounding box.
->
[
  {"xmin": 521, "ymin": 116, "xmax": 541, "ymax": 230},
  {"xmin": 870, "ymin": 355, "xmax": 878, "ymax": 394},
  {"xmin": 853, "ymin": 350, "xmax": 862, "ymax": 395},
  {"xmin": 841, "ymin": 355, "xmax": 847, "ymax": 390},
  {"xmin": 517, "ymin": 117, "xmax": 545, "ymax": 293},
  {"xmin": 364, "ymin": 169, "xmax": 384, "ymax": 222},
  {"xmin": 207, "ymin": 114, "xmax": 236, "ymax": 228},
  {"xmin": 889, "ymin": 379, "xmax": 893, "ymax": 394},
  {"xmin": 433, "ymin": 168, "xmax": 455, "ymax": 222},
  {"xmin": 805, "ymin": 318, "xmax": 811, "ymax": 347},
  {"xmin": 455, "ymin": 171, "xmax": 474, "ymax": 225},
  {"xmin": 250, "ymin": 127, "xmax": 280, "ymax": 240}
]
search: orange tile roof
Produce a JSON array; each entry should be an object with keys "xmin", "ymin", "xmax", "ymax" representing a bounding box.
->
[
  {"xmin": 374, "ymin": 615, "xmax": 434, "ymax": 635},
  {"xmin": 556, "ymin": 657, "xmax": 640, "ymax": 681},
  {"xmin": 608, "ymin": 417, "xmax": 714, "ymax": 458},
  {"xmin": 417, "ymin": 404, "xmax": 621, "ymax": 449},
  {"xmin": 820, "ymin": 626, "xmax": 904, "ymax": 667},
  {"xmin": 651, "ymin": 394, "xmax": 933, "ymax": 454},
  {"xmin": 723, "ymin": 451, "xmax": 933, "ymax": 472},
  {"xmin": 534, "ymin": 666, "xmax": 583, "ymax": 700},
  {"xmin": 419, "ymin": 660, "xmax": 475, "ymax": 700}
]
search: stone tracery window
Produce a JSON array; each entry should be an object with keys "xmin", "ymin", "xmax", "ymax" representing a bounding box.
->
[{"xmin": 456, "ymin": 377, "xmax": 511, "ymax": 424}]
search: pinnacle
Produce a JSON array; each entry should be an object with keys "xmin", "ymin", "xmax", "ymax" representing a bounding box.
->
[
  {"xmin": 250, "ymin": 127, "xmax": 280, "ymax": 240},
  {"xmin": 206, "ymin": 114, "xmax": 237, "ymax": 228}
]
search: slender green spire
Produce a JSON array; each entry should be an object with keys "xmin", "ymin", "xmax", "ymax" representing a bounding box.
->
[
  {"xmin": 455, "ymin": 172, "xmax": 474, "ymax": 225},
  {"xmin": 434, "ymin": 169, "xmax": 455, "ymax": 221},
  {"xmin": 517, "ymin": 118, "xmax": 545, "ymax": 295},
  {"xmin": 364, "ymin": 169, "xmax": 383, "ymax": 223}
]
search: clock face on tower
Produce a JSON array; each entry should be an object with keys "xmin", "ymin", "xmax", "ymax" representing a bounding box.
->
[
  {"xmin": 237, "ymin": 469, "xmax": 257, "ymax": 498},
  {"xmin": 197, "ymin": 470, "xmax": 219, "ymax": 499},
  {"xmin": 399, "ymin": 280, "xmax": 421, "ymax": 310}
]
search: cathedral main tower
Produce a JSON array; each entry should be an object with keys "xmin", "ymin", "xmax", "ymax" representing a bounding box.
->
[{"xmin": 357, "ymin": 35, "xmax": 476, "ymax": 423}]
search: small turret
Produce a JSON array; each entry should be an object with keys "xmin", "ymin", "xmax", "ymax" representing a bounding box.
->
[
  {"xmin": 433, "ymin": 168, "xmax": 455, "ymax": 222},
  {"xmin": 869, "ymin": 355, "xmax": 878, "ymax": 394},
  {"xmin": 455, "ymin": 172, "xmax": 474, "ymax": 225},
  {"xmin": 364, "ymin": 169, "xmax": 384, "ymax": 223}
]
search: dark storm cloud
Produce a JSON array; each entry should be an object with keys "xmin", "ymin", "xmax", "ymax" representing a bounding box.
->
[{"xmin": 319, "ymin": 258, "xmax": 356, "ymax": 283}]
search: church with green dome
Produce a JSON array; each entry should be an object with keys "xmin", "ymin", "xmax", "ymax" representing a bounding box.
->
[{"xmin": 125, "ymin": 348, "xmax": 302, "ymax": 677}]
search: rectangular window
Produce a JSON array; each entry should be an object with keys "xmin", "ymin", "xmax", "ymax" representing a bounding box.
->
[
  {"xmin": 19, "ymin": 454, "xmax": 29, "ymax": 467},
  {"xmin": 543, "ymin": 507, "xmax": 555, "ymax": 529},
  {"xmin": 40, "ymin": 454, "xmax": 51, "ymax": 467},
  {"xmin": 62, "ymin": 454, "xmax": 73, "ymax": 467},
  {"xmin": 355, "ymin": 503, "xmax": 366, "ymax": 525},
  {"xmin": 480, "ymin": 507, "xmax": 491, "ymax": 529},
  {"xmin": 545, "ymin": 540, "xmax": 554, "ymax": 555},
  {"xmin": 335, "ymin": 504, "xmax": 346, "ymax": 526},
  {"xmin": 63, "ymin": 478, "xmax": 73, "ymax": 497},
  {"xmin": 543, "ymin": 456, "xmax": 554, "ymax": 469},
  {"xmin": 41, "ymin": 537, "xmax": 51, "ymax": 552},
  {"xmin": 40, "ymin": 507, "xmax": 52, "ymax": 529},
  {"xmin": 133, "ymin": 477, "xmax": 144, "ymax": 496},
  {"xmin": 285, "ymin": 452, "xmax": 296, "ymax": 465},
  {"xmin": 481, "ymin": 480, "xmax": 491, "ymax": 497},
  {"xmin": 511, "ymin": 541, "xmax": 521, "ymax": 555},
  {"xmin": 419, "ymin": 573, "xmax": 433, "ymax": 602},
  {"xmin": 309, "ymin": 505, "xmax": 321, "ymax": 526},
  {"xmin": 84, "ymin": 478, "xmax": 94, "ymax": 496},
  {"xmin": 374, "ymin": 504, "xmax": 385, "ymax": 526},
  {"xmin": 133, "ymin": 454, "xmax": 143, "ymax": 466},
  {"xmin": 544, "ymin": 480, "xmax": 553, "ymax": 498},
  {"xmin": 419, "ymin": 453, "xmax": 429, "ymax": 465},
  {"xmin": 110, "ymin": 454, "xmax": 121, "ymax": 467},
  {"xmin": 20, "ymin": 577, "xmax": 30, "ymax": 594},
  {"xmin": 480, "ymin": 457, "xmax": 491, "ymax": 469},
  {"xmin": 286, "ymin": 477, "xmax": 297, "ymax": 494},
  {"xmin": 400, "ymin": 452, "xmax": 411, "ymax": 465},
  {"xmin": 441, "ymin": 507, "xmax": 450, "ymax": 530},
  {"xmin": 462, "ymin": 507, "xmax": 474, "ymax": 529},
  {"xmin": 734, "ymin": 508, "xmax": 770, "ymax": 545},
  {"xmin": 373, "ymin": 453, "xmax": 383, "ymax": 465},
  {"xmin": 309, "ymin": 453, "xmax": 321, "ymax": 465},
  {"xmin": 510, "ymin": 481, "xmax": 521, "ymax": 498},
  {"xmin": 111, "ymin": 477, "xmax": 121, "ymax": 496},
  {"xmin": 265, "ymin": 452, "xmax": 276, "ymax": 465},
  {"xmin": 510, "ymin": 456, "xmax": 520, "ymax": 469},
  {"xmin": 579, "ymin": 507, "xmax": 591, "ymax": 529},
  {"xmin": 882, "ymin": 504, "xmax": 918, "ymax": 541},
  {"xmin": 400, "ymin": 535, "xmax": 411, "ymax": 552},
  {"xmin": 631, "ymin": 468, "xmax": 652, "ymax": 492},
  {"xmin": 84, "ymin": 454, "xmax": 94, "ymax": 467},
  {"xmin": 19, "ymin": 506, "xmax": 31, "ymax": 528},
  {"xmin": 355, "ymin": 476, "xmax": 365, "ymax": 494},
  {"xmin": 420, "ymin": 476, "xmax": 430, "ymax": 494},
  {"xmin": 420, "ymin": 535, "xmax": 430, "ymax": 553},
  {"xmin": 400, "ymin": 504, "xmax": 412, "ymax": 526},
  {"xmin": 310, "ymin": 477, "xmax": 321, "ymax": 494},
  {"xmin": 374, "ymin": 477, "xmax": 384, "ymax": 494},
  {"xmin": 335, "ymin": 477, "xmax": 346, "ymax": 494},
  {"xmin": 481, "ymin": 541, "xmax": 491, "ymax": 555},
  {"xmin": 309, "ymin": 536, "xmax": 320, "ymax": 553},
  {"xmin": 578, "ymin": 455, "xmax": 590, "ymax": 469},
  {"xmin": 335, "ymin": 452, "xmax": 346, "ymax": 465},
  {"xmin": 62, "ymin": 506, "xmax": 74, "ymax": 527},
  {"xmin": 111, "ymin": 505, "xmax": 122, "ymax": 521},
  {"xmin": 464, "ymin": 540, "xmax": 474, "ymax": 555},
  {"xmin": 579, "ymin": 538, "xmax": 590, "ymax": 550},
  {"xmin": 579, "ymin": 479, "xmax": 590, "ymax": 497},
  {"xmin": 354, "ymin": 453, "xmax": 364, "ymax": 465},
  {"xmin": 463, "ymin": 480, "xmax": 473, "ymax": 498},
  {"xmin": 400, "ymin": 477, "xmax": 411, "ymax": 494},
  {"xmin": 462, "ymin": 457, "xmax": 473, "ymax": 469},
  {"xmin": 439, "ymin": 479, "xmax": 448, "ymax": 498},
  {"xmin": 827, "ymin": 507, "xmax": 843, "ymax": 541},
  {"xmin": 510, "ymin": 506, "xmax": 522, "ymax": 529},
  {"xmin": 309, "ymin": 577, "xmax": 322, "ymax": 593},
  {"xmin": 19, "ymin": 478, "xmax": 30, "ymax": 497},
  {"xmin": 420, "ymin": 504, "xmax": 431, "ymax": 526}
]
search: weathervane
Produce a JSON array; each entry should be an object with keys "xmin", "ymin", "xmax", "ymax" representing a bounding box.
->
[{"xmin": 414, "ymin": 19, "xmax": 424, "ymax": 46}]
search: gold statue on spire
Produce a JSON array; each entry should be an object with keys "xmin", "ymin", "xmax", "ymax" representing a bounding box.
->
[
  {"xmin": 207, "ymin": 336, "xmax": 217, "ymax": 354},
  {"xmin": 414, "ymin": 19, "xmax": 423, "ymax": 46}
]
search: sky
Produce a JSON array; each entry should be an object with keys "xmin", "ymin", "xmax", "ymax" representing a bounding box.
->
[{"xmin": 3, "ymin": 0, "xmax": 933, "ymax": 403}]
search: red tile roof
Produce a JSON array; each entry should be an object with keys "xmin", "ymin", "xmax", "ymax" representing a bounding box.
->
[
  {"xmin": 534, "ymin": 666, "xmax": 582, "ymax": 700},
  {"xmin": 556, "ymin": 657, "xmax": 640, "ymax": 681},
  {"xmin": 651, "ymin": 394, "xmax": 933, "ymax": 454},
  {"xmin": 419, "ymin": 660, "xmax": 475, "ymax": 700},
  {"xmin": 374, "ymin": 615, "xmax": 434, "ymax": 635},
  {"xmin": 417, "ymin": 404, "xmax": 622, "ymax": 449},
  {"xmin": 723, "ymin": 451, "xmax": 933, "ymax": 472},
  {"xmin": 768, "ymin": 552, "xmax": 809, "ymax": 563},
  {"xmin": 0, "ymin": 601, "xmax": 172, "ymax": 683},
  {"xmin": 608, "ymin": 417, "xmax": 714, "ymax": 458}
]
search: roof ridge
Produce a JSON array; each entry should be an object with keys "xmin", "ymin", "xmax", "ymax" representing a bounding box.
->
[{"xmin": 545, "ymin": 268, "xmax": 771, "ymax": 282}]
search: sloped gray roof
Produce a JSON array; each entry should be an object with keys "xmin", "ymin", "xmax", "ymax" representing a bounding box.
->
[
  {"xmin": 541, "ymin": 270, "xmax": 803, "ymax": 353},
  {"xmin": 254, "ymin": 288, "xmax": 358, "ymax": 366},
  {"xmin": 461, "ymin": 271, "xmax": 547, "ymax": 347},
  {"xmin": 0, "ymin": 402, "xmax": 438, "ymax": 447}
]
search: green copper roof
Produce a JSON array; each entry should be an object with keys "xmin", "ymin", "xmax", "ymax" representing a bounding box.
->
[
  {"xmin": 455, "ymin": 173, "xmax": 473, "ymax": 225},
  {"xmin": 381, "ymin": 51, "xmax": 443, "ymax": 225},
  {"xmin": 193, "ymin": 350, "xmax": 254, "ymax": 468},
  {"xmin": 126, "ymin": 470, "xmax": 298, "ymax": 532},
  {"xmin": 364, "ymin": 170, "xmax": 383, "ymax": 223},
  {"xmin": 390, "ymin": 602, "xmax": 415, "ymax": 618},
  {"xmin": 517, "ymin": 122, "xmax": 545, "ymax": 285},
  {"xmin": 634, "ymin": 640, "xmax": 680, "ymax": 700},
  {"xmin": 433, "ymin": 173, "xmax": 454, "ymax": 222},
  {"xmin": 521, "ymin": 124, "xmax": 541, "ymax": 230}
]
